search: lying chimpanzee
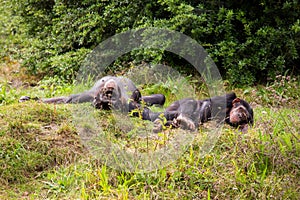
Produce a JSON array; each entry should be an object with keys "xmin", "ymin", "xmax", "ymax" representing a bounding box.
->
[
  {"xmin": 119, "ymin": 87, "xmax": 253, "ymax": 132},
  {"xmin": 145, "ymin": 92, "xmax": 254, "ymax": 132},
  {"xmin": 19, "ymin": 75, "xmax": 166, "ymax": 109}
]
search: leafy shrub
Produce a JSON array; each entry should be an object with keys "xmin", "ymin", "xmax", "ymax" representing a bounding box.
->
[{"xmin": 7, "ymin": 0, "xmax": 300, "ymax": 85}]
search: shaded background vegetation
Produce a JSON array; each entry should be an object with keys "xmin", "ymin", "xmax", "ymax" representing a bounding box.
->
[{"xmin": 2, "ymin": 0, "xmax": 300, "ymax": 85}]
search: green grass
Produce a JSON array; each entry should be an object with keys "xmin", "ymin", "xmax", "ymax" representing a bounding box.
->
[
  {"xmin": 0, "ymin": 78, "xmax": 299, "ymax": 199},
  {"xmin": 0, "ymin": 50, "xmax": 299, "ymax": 200}
]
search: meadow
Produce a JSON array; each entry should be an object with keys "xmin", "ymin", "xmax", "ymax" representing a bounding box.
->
[{"xmin": 0, "ymin": 59, "xmax": 299, "ymax": 199}]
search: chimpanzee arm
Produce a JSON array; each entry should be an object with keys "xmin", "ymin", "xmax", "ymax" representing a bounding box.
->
[
  {"xmin": 205, "ymin": 92, "xmax": 237, "ymax": 122},
  {"xmin": 33, "ymin": 91, "xmax": 95, "ymax": 104},
  {"xmin": 199, "ymin": 100, "xmax": 211, "ymax": 123},
  {"xmin": 19, "ymin": 94, "xmax": 90, "ymax": 104},
  {"xmin": 64, "ymin": 92, "xmax": 95, "ymax": 103}
]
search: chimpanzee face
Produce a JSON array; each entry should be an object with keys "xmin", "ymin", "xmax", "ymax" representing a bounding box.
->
[
  {"xmin": 229, "ymin": 98, "xmax": 251, "ymax": 125},
  {"xmin": 100, "ymin": 80, "xmax": 119, "ymax": 101},
  {"xmin": 93, "ymin": 79, "xmax": 121, "ymax": 110}
]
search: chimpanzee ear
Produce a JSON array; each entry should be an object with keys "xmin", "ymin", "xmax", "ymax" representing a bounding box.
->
[{"xmin": 232, "ymin": 98, "xmax": 241, "ymax": 105}]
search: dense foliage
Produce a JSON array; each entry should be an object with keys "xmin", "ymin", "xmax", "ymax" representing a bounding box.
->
[{"xmin": 6, "ymin": 0, "xmax": 300, "ymax": 85}]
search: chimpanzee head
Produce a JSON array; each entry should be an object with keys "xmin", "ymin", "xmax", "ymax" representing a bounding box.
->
[
  {"xmin": 93, "ymin": 79, "xmax": 122, "ymax": 110},
  {"xmin": 229, "ymin": 98, "xmax": 253, "ymax": 126}
]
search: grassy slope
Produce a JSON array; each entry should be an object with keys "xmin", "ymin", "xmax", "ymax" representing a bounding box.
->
[{"xmin": 0, "ymin": 61, "xmax": 299, "ymax": 199}]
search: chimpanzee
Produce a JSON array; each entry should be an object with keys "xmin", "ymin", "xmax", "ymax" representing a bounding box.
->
[
  {"xmin": 149, "ymin": 92, "xmax": 254, "ymax": 132},
  {"xmin": 19, "ymin": 76, "xmax": 166, "ymax": 110}
]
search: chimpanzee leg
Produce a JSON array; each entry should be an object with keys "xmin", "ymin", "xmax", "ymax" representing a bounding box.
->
[{"xmin": 142, "ymin": 94, "xmax": 166, "ymax": 106}]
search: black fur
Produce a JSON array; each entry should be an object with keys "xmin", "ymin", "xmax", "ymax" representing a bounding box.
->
[
  {"xmin": 19, "ymin": 77, "xmax": 253, "ymax": 132},
  {"xmin": 152, "ymin": 92, "xmax": 253, "ymax": 131},
  {"xmin": 20, "ymin": 76, "xmax": 166, "ymax": 110}
]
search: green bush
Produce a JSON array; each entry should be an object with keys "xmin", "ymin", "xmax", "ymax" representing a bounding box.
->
[{"xmin": 6, "ymin": 0, "xmax": 300, "ymax": 85}]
